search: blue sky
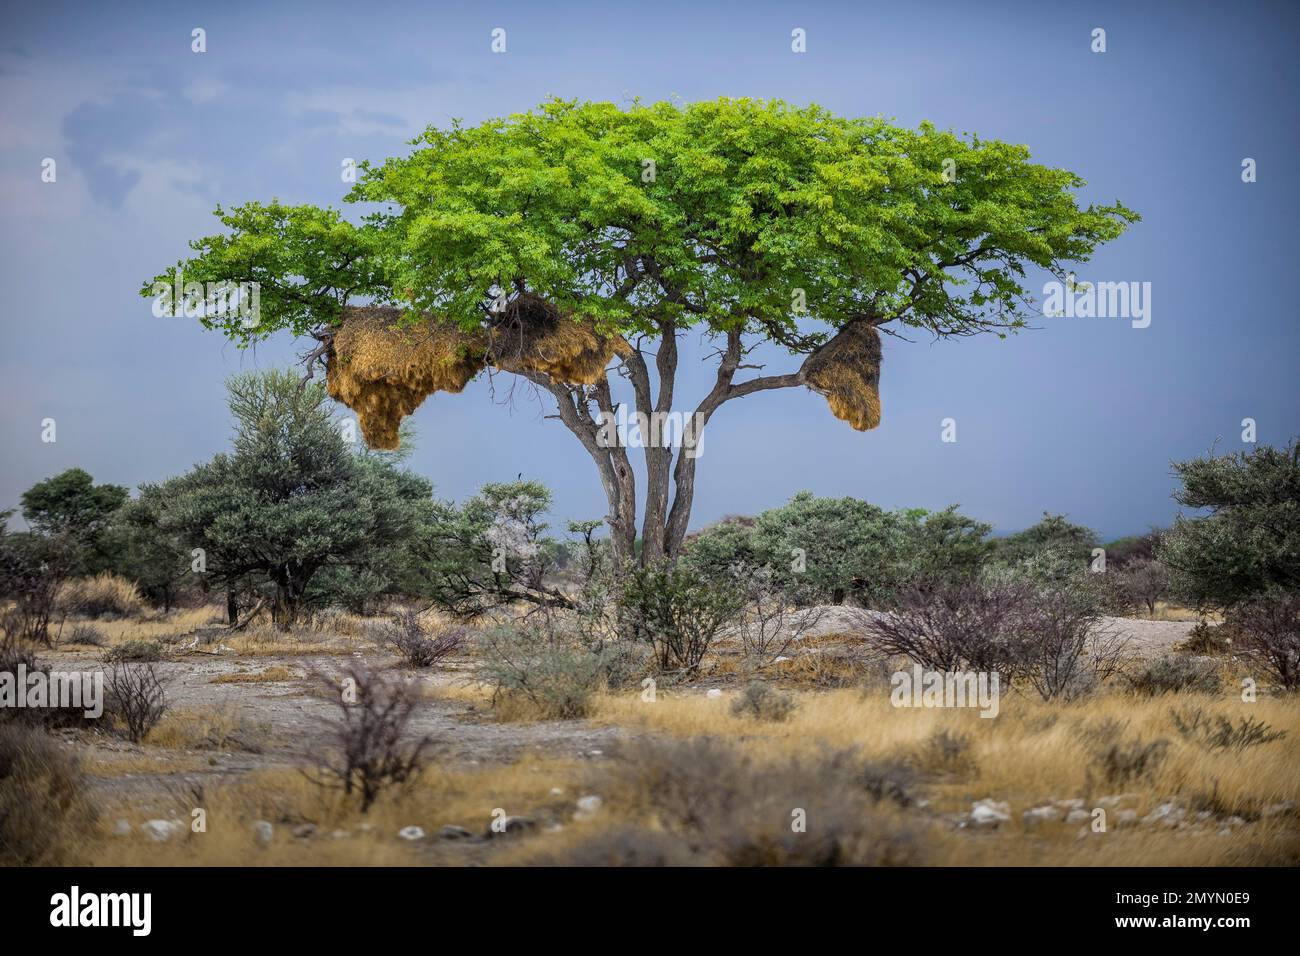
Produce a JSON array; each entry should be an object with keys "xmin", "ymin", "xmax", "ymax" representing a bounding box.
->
[{"xmin": 1, "ymin": 0, "xmax": 1297, "ymax": 540}]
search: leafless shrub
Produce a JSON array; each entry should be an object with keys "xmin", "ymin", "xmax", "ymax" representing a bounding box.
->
[
  {"xmin": 1107, "ymin": 558, "xmax": 1170, "ymax": 616},
  {"xmin": 105, "ymin": 663, "xmax": 167, "ymax": 743},
  {"xmin": 0, "ymin": 535, "xmax": 73, "ymax": 646},
  {"xmin": 1227, "ymin": 590, "xmax": 1300, "ymax": 691},
  {"xmin": 734, "ymin": 570, "xmax": 824, "ymax": 670},
  {"xmin": 862, "ymin": 578, "xmax": 1031, "ymax": 673},
  {"xmin": 311, "ymin": 663, "xmax": 431, "ymax": 811},
  {"xmin": 1007, "ymin": 585, "xmax": 1129, "ymax": 700},
  {"xmin": 381, "ymin": 610, "xmax": 467, "ymax": 668}
]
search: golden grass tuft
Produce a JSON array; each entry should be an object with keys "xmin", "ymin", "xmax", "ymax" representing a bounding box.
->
[
  {"xmin": 211, "ymin": 665, "xmax": 298, "ymax": 684},
  {"xmin": 57, "ymin": 572, "xmax": 149, "ymax": 619},
  {"xmin": 804, "ymin": 320, "xmax": 882, "ymax": 431}
]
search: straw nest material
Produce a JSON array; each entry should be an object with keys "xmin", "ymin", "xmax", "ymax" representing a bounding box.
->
[
  {"xmin": 803, "ymin": 321, "xmax": 882, "ymax": 431},
  {"xmin": 325, "ymin": 298, "xmax": 628, "ymax": 449},
  {"xmin": 487, "ymin": 293, "xmax": 630, "ymax": 384}
]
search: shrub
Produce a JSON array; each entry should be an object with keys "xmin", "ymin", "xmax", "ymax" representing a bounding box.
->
[
  {"xmin": 864, "ymin": 577, "xmax": 1030, "ymax": 673},
  {"xmin": 1170, "ymin": 707, "xmax": 1287, "ymax": 752},
  {"xmin": 732, "ymin": 569, "xmax": 824, "ymax": 671},
  {"xmin": 381, "ymin": 610, "xmax": 467, "ymax": 668},
  {"xmin": 1006, "ymin": 578, "xmax": 1129, "ymax": 700},
  {"xmin": 476, "ymin": 624, "xmax": 608, "ymax": 719},
  {"xmin": 0, "ymin": 723, "xmax": 97, "ymax": 864},
  {"xmin": 105, "ymin": 663, "xmax": 167, "ymax": 743},
  {"xmin": 1125, "ymin": 655, "xmax": 1222, "ymax": 696},
  {"xmin": 1158, "ymin": 441, "xmax": 1300, "ymax": 610},
  {"xmin": 1092, "ymin": 735, "xmax": 1169, "ymax": 786},
  {"xmin": 103, "ymin": 640, "xmax": 163, "ymax": 663},
  {"xmin": 0, "ymin": 532, "xmax": 74, "ymax": 645},
  {"xmin": 730, "ymin": 680, "xmax": 797, "ymax": 722},
  {"xmin": 58, "ymin": 572, "xmax": 148, "ymax": 619},
  {"xmin": 0, "ymin": 644, "xmax": 93, "ymax": 730},
  {"xmin": 1227, "ymin": 589, "xmax": 1300, "ymax": 691},
  {"xmin": 65, "ymin": 623, "xmax": 106, "ymax": 647},
  {"xmin": 311, "ymin": 663, "xmax": 431, "ymax": 811},
  {"xmin": 619, "ymin": 561, "xmax": 743, "ymax": 674},
  {"xmin": 544, "ymin": 737, "xmax": 923, "ymax": 866},
  {"xmin": 915, "ymin": 728, "xmax": 976, "ymax": 776},
  {"xmin": 1177, "ymin": 621, "xmax": 1234, "ymax": 656},
  {"xmin": 1107, "ymin": 557, "xmax": 1170, "ymax": 616}
]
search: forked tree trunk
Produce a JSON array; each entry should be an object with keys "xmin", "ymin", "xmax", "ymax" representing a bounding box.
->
[{"xmin": 526, "ymin": 322, "xmax": 817, "ymax": 571}]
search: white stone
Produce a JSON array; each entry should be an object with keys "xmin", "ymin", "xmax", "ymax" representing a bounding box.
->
[
  {"xmin": 253, "ymin": 820, "xmax": 274, "ymax": 844},
  {"xmin": 970, "ymin": 799, "xmax": 1011, "ymax": 827},
  {"xmin": 142, "ymin": 819, "xmax": 181, "ymax": 842},
  {"xmin": 706, "ymin": 689, "xmax": 723, "ymax": 700},
  {"xmin": 574, "ymin": 795, "xmax": 603, "ymax": 821},
  {"xmin": 397, "ymin": 825, "xmax": 426, "ymax": 841}
]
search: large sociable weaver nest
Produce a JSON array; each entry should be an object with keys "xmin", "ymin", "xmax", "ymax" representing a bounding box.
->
[{"xmin": 325, "ymin": 295, "xmax": 628, "ymax": 449}]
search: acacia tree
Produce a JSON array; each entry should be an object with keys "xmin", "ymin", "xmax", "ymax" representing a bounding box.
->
[
  {"xmin": 145, "ymin": 97, "xmax": 1134, "ymax": 567},
  {"xmin": 148, "ymin": 370, "xmax": 435, "ymax": 628}
]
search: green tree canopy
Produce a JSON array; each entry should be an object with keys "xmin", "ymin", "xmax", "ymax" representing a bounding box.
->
[
  {"xmin": 146, "ymin": 97, "xmax": 1135, "ymax": 565},
  {"xmin": 994, "ymin": 512, "xmax": 1100, "ymax": 571},
  {"xmin": 146, "ymin": 369, "xmax": 435, "ymax": 627},
  {"xmin": 1159, "ymin": 441, "xmax": 1300, "ymax": 609}
]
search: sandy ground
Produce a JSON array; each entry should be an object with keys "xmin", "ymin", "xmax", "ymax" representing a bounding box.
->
[
  {"xmin": 43, "ymin": 648, "xmax": 624, "ymax": 816},
  {"xmin": 41, "ymin": 609, "xmax": 1198, "ymax": 817}
]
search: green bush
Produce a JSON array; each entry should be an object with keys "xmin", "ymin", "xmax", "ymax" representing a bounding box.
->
[
  {"xmin": 475, "ymin": 624, "xmax": 609, "ymax": 719},
  {"xmin": 618, "ymin": 561, "xmax": 743, "ymax": 673}
]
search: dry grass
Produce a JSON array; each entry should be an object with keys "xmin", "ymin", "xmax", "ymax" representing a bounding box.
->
[
  {"xmin": 80, "ymin": 755, "xmax": 588, "ymax": 866},
  {"xmin": 590, "ymin": 686, "xmax": 1300, "ymax": 819},
  {"xmin": 56, "ymin": 572, "xmax": 148, "ymax": 620},
  {"xmin": 1148, "ymin": 601, "xmax": 1215, "ymax": 622},
  {"xmin": 211, "ymin": 665, "xmax": 299, "ymax": 684},
  {"xmin": 146, "ymin": 707, "xmax": 267, "ymax": 753}
]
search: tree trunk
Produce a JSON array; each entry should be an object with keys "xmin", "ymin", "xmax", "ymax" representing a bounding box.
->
[{"xmin": 226, "ymin": 589, "xmax": 239, "ymax": 626}]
